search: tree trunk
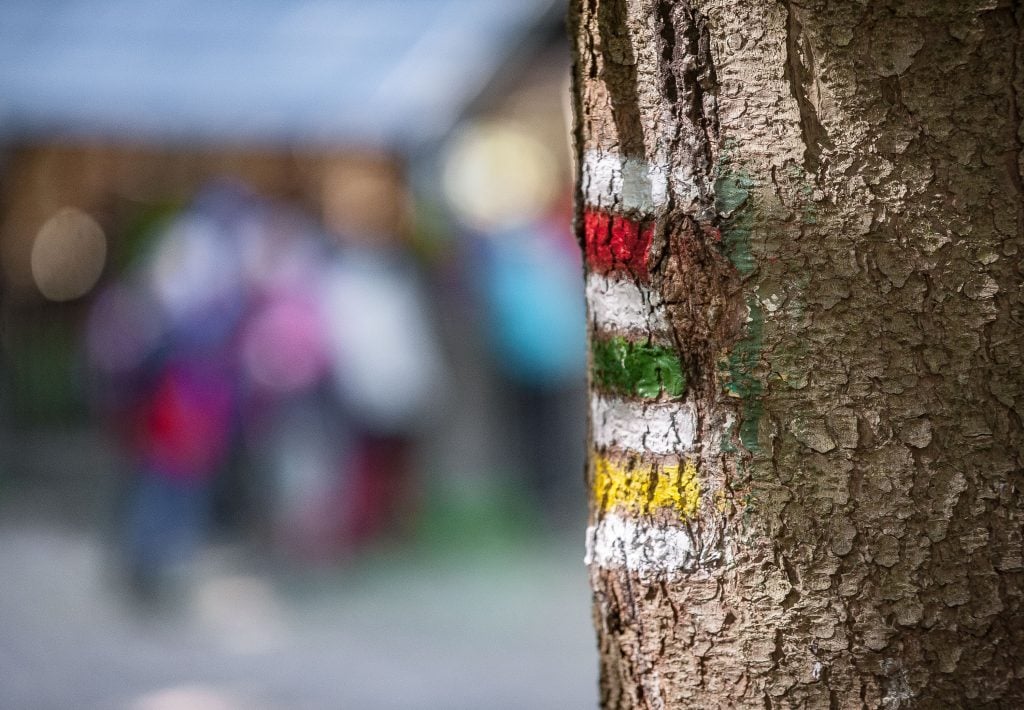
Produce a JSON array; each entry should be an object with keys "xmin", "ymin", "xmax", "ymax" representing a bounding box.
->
[{"xmin": 570, "ymin": 0, "xmax": 1024, "ymax": 706}]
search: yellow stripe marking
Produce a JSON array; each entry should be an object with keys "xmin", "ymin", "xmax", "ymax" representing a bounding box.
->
[{"xmin": 593, "ymin": 454, "xmax": 700, "ymax": 518}]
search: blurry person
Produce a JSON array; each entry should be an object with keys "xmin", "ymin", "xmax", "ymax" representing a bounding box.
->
[
  {"xmin": 469, "ymin": 194, "xmax": 587, "ymax": 521},
  {"xmin": 442, "ymin": 121, "xmax": 587, "ymax": 524},
  {"xmin": 87, "ymin": 183, "xmax": 250, "ymax": 601},
  {"xmin": 235, "ymin": 201, "xmax": 344, "ymax": 559},
  {"xmin": 318, "ymin": 154, "xmax": 445, "ymax": 546}
]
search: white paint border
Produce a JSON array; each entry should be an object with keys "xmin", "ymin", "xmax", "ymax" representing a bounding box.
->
[
  {"xmin": 591, "ymin": 395, "xmax": 696, "ymax": 456},
  {"xmin": 581, "ymin": 150, "xmax": 701, "ymax": 214},
  {"xmin": 586, "ymin": 272, "xmax": 670, "ymax": 337},
  {"xmin": 585, "ymin": 512, "xmax": 695, "ymax": 577}
]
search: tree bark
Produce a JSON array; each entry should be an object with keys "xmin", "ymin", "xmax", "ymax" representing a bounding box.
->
[{"xmin": 570, "ymin": 0, "xmax": 1024, "ymax": 706}]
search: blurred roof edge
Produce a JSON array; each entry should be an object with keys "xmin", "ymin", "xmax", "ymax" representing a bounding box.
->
[{"xmin": 0, "ymin": 0, "xmax": 561, "ymax": 152}]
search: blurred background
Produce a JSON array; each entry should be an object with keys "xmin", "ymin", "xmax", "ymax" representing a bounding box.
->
[{"xmin": 0, "ymin": 2, "xmax": 596, "ymax": 708}]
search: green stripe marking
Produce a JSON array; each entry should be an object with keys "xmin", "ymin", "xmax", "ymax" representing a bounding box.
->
[{"xmin": 592, "ymin": 336, "xmax": 687, "ymax": 399}]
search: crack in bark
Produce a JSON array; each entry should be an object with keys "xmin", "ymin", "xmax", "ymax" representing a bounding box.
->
[
  {"xmin": 657, "ymin": 0, "xmax": 720, "ymax": 212},
  {"xmin": 598, "ymin": 0, "xmax": 646, "ymax": 159},
  {"xmin": 781, "ymin": 0, "xmax": 832, "ymax": 176},
  {"xmin": 568, "ymin": 0, "xmax": 592, "ymax": 252},
  {"xmin": 660, "ymin": 219, "xmax": 745, "ymax": 400},
  {"xmin": 1008, "ymin": 2, "xmax": 1024, "ymax": 208},
  {"xmin": 653, "ymin": 3, "xmax": 742, "ymax": 399}
]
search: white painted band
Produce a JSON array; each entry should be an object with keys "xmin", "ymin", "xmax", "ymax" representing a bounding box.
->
[
  {"xmin": 591, "ymin": 395, "xmax": 696, "ymax": 456},
  {"xmin": 582, "ymin": 151, "xmax": 667, "ymax": 213},
  {"xmin": 585, "ymin": 512, "xmax": 695, "ymax": 577},
  {"xmin": 586, "ymin": 272, "xmax": 670, "ymax": 337},
  {"xmin": 581, "ymin": 150, "xmax": 700, "ymax": 214}
]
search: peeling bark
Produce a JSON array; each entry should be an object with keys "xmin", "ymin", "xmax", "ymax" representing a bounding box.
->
[{"xmin": 571, "ymin": 0, "xmax": 1024, "ymax": 706}]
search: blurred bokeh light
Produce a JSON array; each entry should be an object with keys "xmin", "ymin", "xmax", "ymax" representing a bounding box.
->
[
  {"xmin": 442, "ymin": 120, "xmax": 559, "ymax": 232},
  {"xmin": 31, "ymin": 207, "xmax": 107, "ymax": 301}
]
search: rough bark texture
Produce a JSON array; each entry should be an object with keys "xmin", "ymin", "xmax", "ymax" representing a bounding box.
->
[{"xmin": 572, "ymin": 0, "xmax": 1024, "ymax": 707}]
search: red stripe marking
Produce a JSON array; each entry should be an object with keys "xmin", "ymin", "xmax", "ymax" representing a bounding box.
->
[{"xmin": 584, "ymin": 208, "xmax": 654, "ymax": 280}]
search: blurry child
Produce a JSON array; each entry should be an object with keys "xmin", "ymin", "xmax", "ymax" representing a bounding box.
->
[
  {"xmin": 318, "ymin": 154, "xmax": 445, "ymax": 545},
  {"xmin": 87, "ymin": 184, "xmax": 249, "ymax": 600}
]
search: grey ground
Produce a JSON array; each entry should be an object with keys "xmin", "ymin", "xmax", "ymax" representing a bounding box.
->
[
  {"xmin": 0, "ymin": 418, "xmax": 598, "ymax": 710},
  {"xmin": 0, "ymin": 518, "xmax": 597, "ymax": 710}
]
